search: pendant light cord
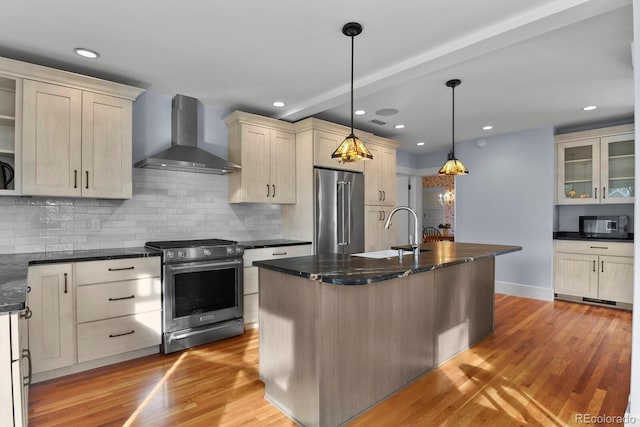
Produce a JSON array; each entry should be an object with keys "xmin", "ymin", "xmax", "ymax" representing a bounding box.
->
[
  {"xmin": 350, "ymin": 34, "xmax": 354, "ymax": 134},
  {"xmin": 451, "ymin": 84, "xmax": 455, "ymax": 157}
]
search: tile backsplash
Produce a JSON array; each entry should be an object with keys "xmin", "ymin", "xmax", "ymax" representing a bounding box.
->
[{"xmin": 0, "ymin": 168, "xmax": 281, "ymax": 254}]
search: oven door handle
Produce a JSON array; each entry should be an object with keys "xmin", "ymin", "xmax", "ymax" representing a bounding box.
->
[{"xmin": 165, "ymin": 259, "xmax": 242, "ymax": 274}]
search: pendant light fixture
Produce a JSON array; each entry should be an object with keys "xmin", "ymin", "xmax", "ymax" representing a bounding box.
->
[
  {"xmin": 332, "ymin": 22, "xmax": 373, "ymax": 162},
  {"xmin": 438, "ymin": 79, "xmax": 469, "ymax": 175}
]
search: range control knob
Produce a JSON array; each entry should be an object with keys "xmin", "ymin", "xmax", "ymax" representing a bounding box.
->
[
  {"xmin": 203, "ymin": 249, "xmax": 212, "ymax": 257},
  {"xmin": 178, "ymin": 250, "xmax": 186, "ymax": 258},
  {"xmin": 166, "ymin": 251, "xmax": 174, "ymax": 259}
]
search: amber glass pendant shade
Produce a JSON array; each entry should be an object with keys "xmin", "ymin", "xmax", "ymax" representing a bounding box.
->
[
  {"xmin": 332, "ymin": 133, "xmax": 373, "ymax": 161},
  {"xmin": 438, "ymin": 78, "xmax": 468, "ymax": 176},
  {"xmin": 438, "ymin": 152, "xmax": 469, "ymax": 175},
  {"xmin": 332, "ymin": 22, "xmax": 372, "ymax": 163}
]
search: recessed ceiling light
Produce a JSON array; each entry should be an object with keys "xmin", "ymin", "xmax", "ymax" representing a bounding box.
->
[
  {"xmin": 376, "ymin": 108, "xmax": 399, "ymax": 116},
  {"xmin": 582, "ymin": 105, "xmax": 597, "ymax": 111},
  {"xmin": 354, "ymin": 110, "xmax": 366, "ymax": 115},
  {"xmin": 417, "ymin": 141, "xmax": 425, "ymax": 146},
  {"xmin": 272, "ymin": 101, "xmax": 285, "ymax": 107},
  {"xmin": 482, "ymin": 125, "xmax": 493, "ymax": 130},
  {"xmin": 395, "ymin": 124, "xmax": 405, "ymax": 129},
  {"xmin": 74, "ymin": 48, "xmax": 99, "ymax": 59}
]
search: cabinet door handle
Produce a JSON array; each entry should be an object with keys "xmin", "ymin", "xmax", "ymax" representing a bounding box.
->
[
  {"xmin": 272, "ymin": 251, "xmax": 287, "ymax": 256},
  {"xmin": 85, "ymin": 171, "xmax": 89, "ymax": 189},
  {"xmin": 272, "ymin": 184, "xmax": 276, "ymax": 198},
  {"xmin": 590, "ymin": 246, "xmax": 608, "ymax": 250},
  {"xmin": 20, "ymin": 307, "xmax": 32, "ymax": 320},
  {"xmin": 63, "ymin": 272, "xmax": 68, "ymax": 294},
  {"xmin": 593, "ymin": 260, "xmax": 596, "ymax": 272},
  {"xmin": 379, "ymin": 190, "xmax": 382, "ymax": 201},
  {"xmin": 594, "ymin": 187, "xmax": 597, "ymax": 199},
  {"xmin": 382, "ymin": 211, "xmax": 386, "ymax": 221},
  {"xmin": 74, "ymin": 170, "xmax": 78, "ymax": 189},
  {"xmin": 109, "ymin": 330, "xmax": 135, "ymax": 338},
  {"xmin": 22, "ymin": 349, "xmax": 32, "ymax": 386},
  {"xmin": 382, "ymin": 190, "xmax": 386, "ymax": 201},
  {"xmin": 602, "ymin": 187, "xmax": 606, "ymax": 199},
  {"xmin": 266, "ymin": 184, "xmax": 270, "ymax": 197},
  {"xmin": 108, "ymin": 266, "xmax": 135, "ymax": 271},
  {"xmin": 601, "ymin": 260, "xmax": 604, "ymax": 273},
  {"xmin": 108, "ymin": 295, "xmax": 135, "ymax": 301}
]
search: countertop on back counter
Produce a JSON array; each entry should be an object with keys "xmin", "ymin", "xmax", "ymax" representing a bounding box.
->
[
  {"xmin": 0, "ymin": 247, "xmax": 161, "ymax": 313},
  {"xmin": 553, "ymin": 231, "xmax": 634, "ymax": 243},
  {"xmin": 239, "ymin": 239, "xmax": 312, "ymax": 249}
]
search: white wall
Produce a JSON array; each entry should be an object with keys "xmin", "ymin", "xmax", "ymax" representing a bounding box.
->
[
  {"xmin": 628, "ymin": 0, "xmax": 639, "ymax": 420},
  {"xmin": 454, "ymin": 127, "xmax": 555, "ymax": 299}
]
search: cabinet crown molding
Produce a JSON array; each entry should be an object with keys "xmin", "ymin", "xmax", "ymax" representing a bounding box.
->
[
  {"xmin": 0, "ymin": 56, "xmax": 144, "ymax": 100},
  {"xmin": 224, "ymin": 110, "xmax": 294, "ymax": 132},
  {"xmin": 554, "ymin": 124, "xmax": 634, "ymax": 143}
]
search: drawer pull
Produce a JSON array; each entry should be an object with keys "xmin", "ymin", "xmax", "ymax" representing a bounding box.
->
[
  {"xmin": 601, "ymin": 260, "xmax": 604, "ymax": 273},
  {"xmin": 108, "ymin": 295, "xmax": 135, "ymax": 301},
  {"xmin": 272, "ymin": 251, "xmax": 287, "ymax": 256},
  {"xmin": 108, "ymin": 266, "xmax": 135, "ymax": 271},
  {"xmin": 20, "ymin": 307, "xmax": 32, "ymax": 319},
  {"xmin": 64, "ymin": 272, "xmax": 68, "ymax": 294},
  {"xmin": 22, "ymin": 349, "xmax": 32, "ymax": 386},
  {"xmin": 589, "ymin": 246, "xmax": 608, "ymax": 250},
  {"xmin": 109, "ymin": 330, "xmax": 135, "ymax": 338}
]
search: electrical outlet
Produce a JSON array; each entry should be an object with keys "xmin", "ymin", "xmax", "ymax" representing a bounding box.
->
[{"xmin": 91, "ymin": 218, "xmax": 101, "ymax": 232}]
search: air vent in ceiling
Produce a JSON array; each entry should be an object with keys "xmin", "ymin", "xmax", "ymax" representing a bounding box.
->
[{"xmin": 370, "ymin": 119, "xmax": 386, "ymax": 125}]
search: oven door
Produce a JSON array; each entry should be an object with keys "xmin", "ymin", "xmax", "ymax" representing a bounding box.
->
[{"xmin": 163, "ymin": 258, "xmax": 243, "ymax": 333}]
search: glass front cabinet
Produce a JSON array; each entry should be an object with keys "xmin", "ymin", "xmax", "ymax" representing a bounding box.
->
[
  {"xmin": 0, "ymin": 74, "xmax": 21, "ymax": 195},
  {"xmin": 556, "ymin": 125, "xmax": 634, "ymax": 205}
]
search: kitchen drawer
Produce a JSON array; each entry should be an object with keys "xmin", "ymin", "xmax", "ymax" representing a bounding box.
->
[
  {"xmin": 554, "ymin": 240, "xmax": 633, "ymax": 257},
  {"xmin": 75, "ymin": 257, "xmax": 160, "ymax": 285},
  {"xmin": 77, "ymin": 310, "xmax": 161, "ymax": 363},
  {"xmin": 243, "ymin": 244, "xmax": 311, "ymax": 267},
  {"xmin": 76, "ymin": 277, "xmax": 161, "ymax": 323}
]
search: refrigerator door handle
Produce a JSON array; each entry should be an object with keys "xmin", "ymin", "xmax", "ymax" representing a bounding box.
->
[
  {"xmin": 337, "ymin": 181, "xmax": 347, "ymax": 246},
  {"xmin": 345, "ymin": 181, "xmax": 352, "ymax": 245}
]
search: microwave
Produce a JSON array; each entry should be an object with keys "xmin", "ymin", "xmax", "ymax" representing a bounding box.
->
[{"xmin": 579, "ymin": 215, "xmax": 629, "ymax": 239}]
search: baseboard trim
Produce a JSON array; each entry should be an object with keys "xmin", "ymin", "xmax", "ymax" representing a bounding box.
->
[{"xmin": 495, "ymin": 281, "xmax": 554, "ymax": 301}]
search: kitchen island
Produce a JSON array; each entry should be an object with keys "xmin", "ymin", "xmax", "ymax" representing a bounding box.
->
[{"xmin": 254, "ymin": 241, "xmax": 521, "ymax": 427}]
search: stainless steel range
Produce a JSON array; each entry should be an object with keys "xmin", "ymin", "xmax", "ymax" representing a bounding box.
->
[{"xmin": 145, "ymin": 238, "xmax": 244, "ymax": 354}]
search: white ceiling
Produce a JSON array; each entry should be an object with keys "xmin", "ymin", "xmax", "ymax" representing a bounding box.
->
[{"xmin": 0, "ymin": 0, "xmax": 634, "ymax": 153}]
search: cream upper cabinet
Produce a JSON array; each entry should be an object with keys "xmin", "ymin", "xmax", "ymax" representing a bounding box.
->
[
  {"xmin": 22, "ymin": 81, "xmax": 133, "ymax": 199},
  {"xmin": 0, "ymin": 74, "xmax": 22, "ymax": 195},
  {"xmin": 22, "ymin": 80, "xmax": 83, "ymax": 197},
  {"xmin": 313, "ymin": 129, "xmax": 364, "ymax": 173},
  {"xmin": 226, "ymin": 111, "xmax": 296, "ymax": 204},
  {"xmin": 365, "ymin": 138, "xmax": 398, "ymax": 206},
  {"xmin": 81, "ymin": 92, "xmax": 133, "ymax": 199},
  {"xmin": 0, "ymin": 55, "xmax": 144, "ymax": 199},
  {"xmin": 28, "ymin": 263, "xmax": 75, "ymax": 374},
  {"xmin": 556, "ymin": 124, "xmax": 634, "ymax": 205}
]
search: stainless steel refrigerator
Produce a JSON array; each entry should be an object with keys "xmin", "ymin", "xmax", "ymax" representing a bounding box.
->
[{"xmin": 315, "ymin": 167, "xmax": 365, "ymax": 255}]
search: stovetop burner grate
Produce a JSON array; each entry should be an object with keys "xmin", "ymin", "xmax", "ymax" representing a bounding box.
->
[{"xmin": 145, "ymin": 238, "xmax": 237, "ymax": 250}]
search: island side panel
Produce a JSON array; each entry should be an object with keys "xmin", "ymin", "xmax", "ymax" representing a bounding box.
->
[
  {"xmin": 434, "ymin": 256, "xmax": 495, "ymax": 365},
  {"xmin": 318, "ymin": 270, "xmax": 435, "ymax": 427},
  {"xmin": 259, "ymin": 268, "xmax": 320, "ymax": 426}
]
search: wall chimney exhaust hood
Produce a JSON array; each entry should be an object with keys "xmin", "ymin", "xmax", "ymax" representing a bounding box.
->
[{"xmin": 135, "ymin": 94, "xmax": 241, "ymax": 174}]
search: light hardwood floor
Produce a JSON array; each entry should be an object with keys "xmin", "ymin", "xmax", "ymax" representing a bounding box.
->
[{"xmin": 29, "ymin": 295, "xmax": 632, "ymax": 426}]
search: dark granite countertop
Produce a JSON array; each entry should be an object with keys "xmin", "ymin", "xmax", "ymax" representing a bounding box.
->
[
  {"xmin": 0, "ymin": 247, "xmax": 160, "ymax": 313},
  {"xmin": 239, "ymin": 239, "xmax": 312, "ymax": 249},
  {"xmin": 553, "ymin": 231, "xmax": 634, "ymax": 243},
  {"xmin": 253, "ymin": 241, "xmax": 521, "ymax": 285}
]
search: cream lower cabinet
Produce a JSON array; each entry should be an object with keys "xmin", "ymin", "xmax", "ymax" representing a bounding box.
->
[
  {"xmin": 226, "ymin": 111, "xmax": 296, "ymax": 204},
  {"xmin": 28, "ymin": 263, "xmax": 75, "ymax": 374},
  {"xmin": 554, "ymin": 240, "xmax": 633, "ymax": 305},
  {"xmin": 22, "ymin": 80, "xmax": 133, "ymax": 199},
  {"xmin": 28, "ymin": 256, "xmax": 161, "ymax": 381},
  {"xmin": 0, "ymin": 311, "xmax": 29, "ymax": 427},
  {"xmin": 243, "ymin": 244, "xmax": 311, "ymax": 325},
  {"xmin": 365, "ymin": 206, "xmax": 397, "ymax": 252}
]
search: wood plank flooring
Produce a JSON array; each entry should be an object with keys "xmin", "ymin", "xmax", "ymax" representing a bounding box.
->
[{"xmin": 29, "ymin": 295, "xmax": 632, "ymax": 426}]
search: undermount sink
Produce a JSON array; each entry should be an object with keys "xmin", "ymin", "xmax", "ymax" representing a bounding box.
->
[{"xmin": 351, "ymin": 249, "xmax": 399, "ymax": 259}]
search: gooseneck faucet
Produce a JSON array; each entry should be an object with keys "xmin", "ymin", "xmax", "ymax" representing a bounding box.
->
[{"xmin": 384, "ymin": 206, "xmax": 420, "ymax": 259}]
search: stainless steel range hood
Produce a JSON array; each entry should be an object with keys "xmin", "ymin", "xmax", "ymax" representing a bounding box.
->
[{"xmin": 135, "ymin": 94, "xmax": 240, "ymax": 174}]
